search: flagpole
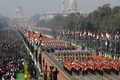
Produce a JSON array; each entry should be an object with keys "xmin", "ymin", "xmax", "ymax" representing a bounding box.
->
[{"xmin": 39, "ymin": 33, "xmax": 43, "ymax": 70}]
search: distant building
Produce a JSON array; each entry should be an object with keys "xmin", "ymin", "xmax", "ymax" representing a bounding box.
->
[
  {"xmin": 9, "ymin": 6, "xmax": 36, "ymax": 27},
  {"xmin": 40, "ymin": 0, "xmax": 87, "ymax": 21},
  {"xmin": 68, "ymin": 0, "xmax": 77, "ymax": 12}
]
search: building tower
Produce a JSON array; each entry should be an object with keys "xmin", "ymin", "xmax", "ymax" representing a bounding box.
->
[
  {"xmin": 68, "ymin": 0, "xmax": 77, "ymax": 12},
  {"xmin": 61, "ymin": 0, "xmax": 65, "ymax": 12}
]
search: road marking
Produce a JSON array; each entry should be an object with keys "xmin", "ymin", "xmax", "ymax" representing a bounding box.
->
[
  {"xmin": 43, "ymin": 52, "xmax": 71, "ymax": 80},
  {"xmin": 112, "ymin": 73, "xmax": 120, "ymax": 79}
]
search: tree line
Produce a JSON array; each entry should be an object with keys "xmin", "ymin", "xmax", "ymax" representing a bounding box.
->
[
  {"xmin": 31, "ymin": 4, "xmax": 120, "ymax": 34},
  {"xmin": 0, "ymin": 15, "xmax": 8, "ymax": 29}
]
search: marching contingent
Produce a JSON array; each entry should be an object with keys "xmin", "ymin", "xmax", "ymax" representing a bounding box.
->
[
  {"xmin": 19, "ymin": 27, "xmax": 120, "ymax": 80},
  {"xmin": 62, "ymin": 58, "xmax": 120, "ymax": 76},
  {"xmin": 54, "ymin": 50, "xmax": 92, "ymax": 61}
]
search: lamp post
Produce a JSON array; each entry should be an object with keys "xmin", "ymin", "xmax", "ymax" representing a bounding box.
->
[{"xmin": 38, "ymin": 33, "xmax": 43, "ymax": 70}]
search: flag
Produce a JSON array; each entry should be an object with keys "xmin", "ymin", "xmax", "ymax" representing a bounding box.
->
[
  {"xmin": 88, "ymin": 31, "xmax": 91, "ymax": 36},
  {"xmin": 79, "ymin": 31, "xmax": 82, "ymax": 36},
  {"xmin": 34, "ymin": 36, "xmax": 41, "ymax": 46},
  {"xmin": 92, "ymin": 33, "xmax": 95, "ymax": 37},
  {"xmin": 106, "ymin": 32, "xmax": 110, "ymax": 38},
  {"xmin": 96, "ymin": 33, "xmax": 99, "ymax": 39},
  {"xmin": 101, "ymin": 33, "xmax": 104, "ymax": 37},
  {"xmin": 90, "ymin": 32, "xmax": 92, "ymax": 36},
  {"xmin": 25, "ymin": 32, "xmax": 34, "ymax": 39},
  {"xmin": 33, "ymin": 33, "xmax": 42, "ymax": 47},
  {"xmin": 83, "ymin": 31, "xmax": 86, "ymax": 36}
]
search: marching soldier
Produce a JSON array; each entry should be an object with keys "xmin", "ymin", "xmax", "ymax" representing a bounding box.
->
[{"xmin": 82, "ymin": 66, "xmax": 85, "ymax": 76}]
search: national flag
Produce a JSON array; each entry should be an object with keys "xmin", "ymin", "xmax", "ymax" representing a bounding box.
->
[
  {"xmin": 75, "ymin": 31, "xmax": 79, "ymax": 34},
  {"xmin": 101, "ymin": 33, "xmax": 104, "ymax": 37},
  {"xmin": 96, "ymin": 33, "xmax": 99, "ymax": 39},
  {"xmin": 92, "ymin": 33, "xmax": 95, "ymax": 37},
  {"xmin": 79, "ymin": 31, "xmax": 82, "ymax": 36},
  {"xmin": 106, "ymin": 32, "xmax": 110, "ymax": 38},
  {"xmin": 34, "ymin": 36, "xmax": 40, "ymax": 45},
  {"xmin": 83, "ymin": 31, "xmax": 86, "ymax": 36},
  {"xmin": 25, "ymin": 32, "xmax": 34, "ymax": 40},
  {"xmin": 90, "ymin": 32, "xmax": 93, "ymax": 36},
  {"xmin": 88, "ymin": 31, "xmax": 91, "ymax": 36}
]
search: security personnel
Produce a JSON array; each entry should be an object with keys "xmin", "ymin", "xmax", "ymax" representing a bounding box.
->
[
  {"xmin": 82, "ymin": 65, "xmax": 86, "ymax": 76},
  {"xmin": 49, "ymin": 72, "xmax": 53, "ymax": 80},
  {"xmin": 53, "ymin": 67, "xmax": 58, "ymax": 80}
]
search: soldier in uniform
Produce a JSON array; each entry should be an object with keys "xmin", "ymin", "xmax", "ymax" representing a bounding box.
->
[
  {"xmin": 99, "ymin": 63, "xmax": 103, "ymax": 76},
  {"xmin": 82, "ymin": 65, "xmax": 87, "ymax": 76}
]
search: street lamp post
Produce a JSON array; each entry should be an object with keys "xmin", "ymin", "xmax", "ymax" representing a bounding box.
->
[
  {"xmin": 39, "ymin": 50, "xmax": 42, "ymax": 70},
  {"xmin": 38, "ymin": 33, "xmax": 43, "ymax": 70}
]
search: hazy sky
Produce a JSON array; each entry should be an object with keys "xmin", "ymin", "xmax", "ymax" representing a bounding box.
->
[{"xmin": 0, "ymin": 0, "xmax": 120, "ymax": 17}]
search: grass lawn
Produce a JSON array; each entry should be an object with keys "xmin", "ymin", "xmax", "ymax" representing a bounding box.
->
[{"xmin": 16, "ymin": 73, "xmax": 24, "ymax": 80}]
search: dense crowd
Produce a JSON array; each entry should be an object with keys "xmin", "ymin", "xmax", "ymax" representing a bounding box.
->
[
  {"xmin": 0, "ymin": 29, "xmax": 36, "ymax": 79},
  {"xmin": 0, "ymin": 29, "xmax": 25, "ymax": 79}
]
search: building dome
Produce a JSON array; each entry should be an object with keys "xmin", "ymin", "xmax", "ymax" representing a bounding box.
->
[
  {"xmin": 14, "ymin": 6, "xmax": 24, "ymax": 18},
  {"xmin": 15, "ymin": 6, "xmax": 23, "ymax": 12}
]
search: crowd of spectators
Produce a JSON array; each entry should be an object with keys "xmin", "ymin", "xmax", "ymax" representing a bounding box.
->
[
  {"xmin": 0, "ymin": 29, "xmax": 25, "ymax": 79},
  {"xmin": 0, "ymin": 29, "xmax": 37, "ymax": 80}
]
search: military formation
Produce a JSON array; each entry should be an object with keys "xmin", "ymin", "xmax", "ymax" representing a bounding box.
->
[
  {"xmin": 41, "ymin": 38, "xmax": 76, "ymax": 53},
  {"xmin": 54, "ymin": 50, "xmax": 92, "ymax": 61},
  {"xmin": 62, "ymin": 58, "xmax": 120, "ymax": 76}
]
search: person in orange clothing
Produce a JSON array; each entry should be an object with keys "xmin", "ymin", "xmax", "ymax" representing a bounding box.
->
[{"xmin": 82, "ymin": 65, "xmax": 88, "ymax": 76}]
